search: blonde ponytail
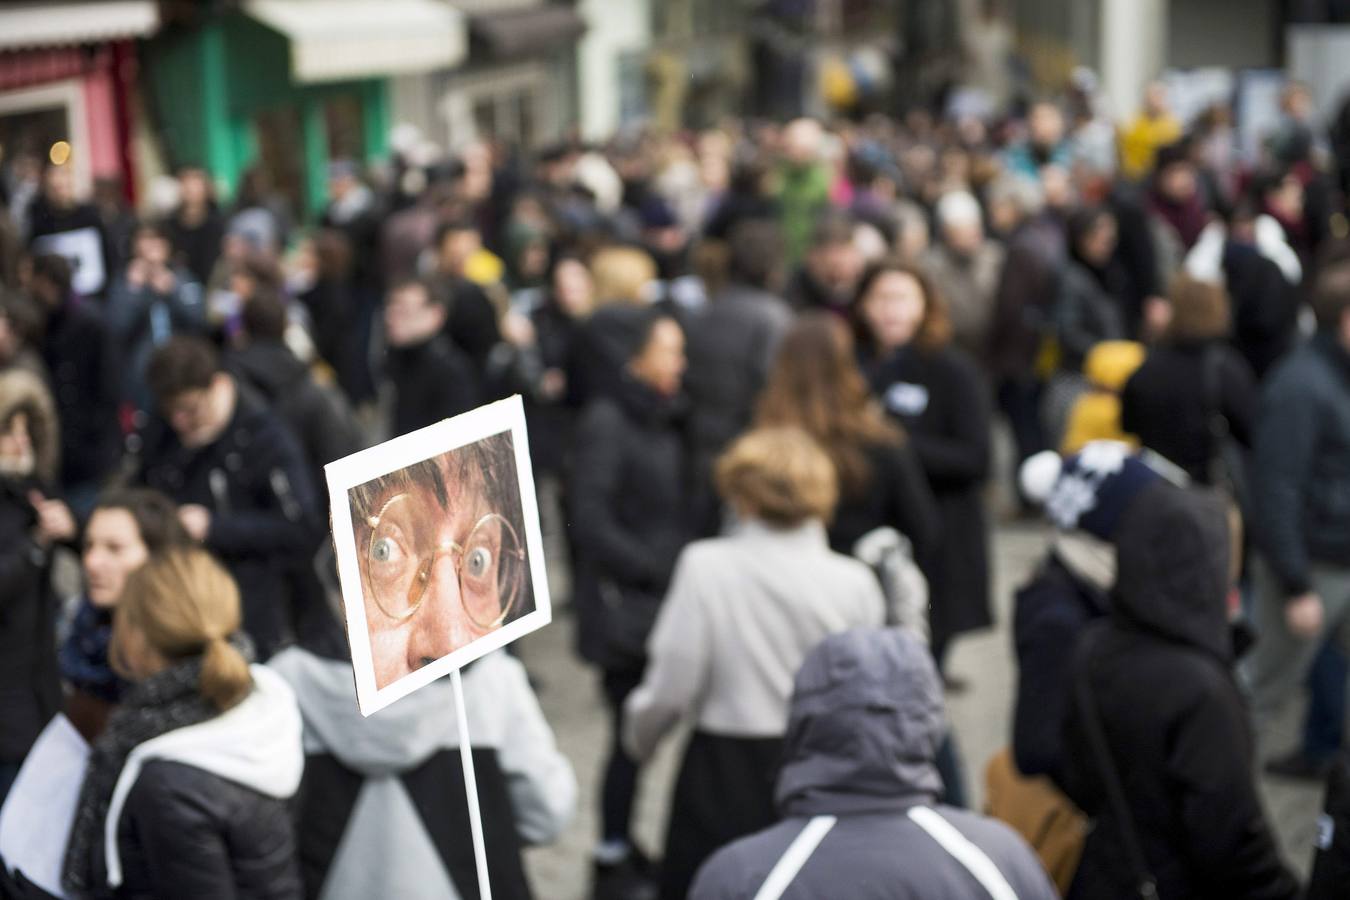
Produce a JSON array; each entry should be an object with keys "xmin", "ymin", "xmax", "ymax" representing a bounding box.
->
[
  {"xmin": 116, "ymin": 548, "xmax": 254, "ymax": 711},
  {"xmin": 200, "ymin": 635, "xmax": 252, "ymax": 711}
]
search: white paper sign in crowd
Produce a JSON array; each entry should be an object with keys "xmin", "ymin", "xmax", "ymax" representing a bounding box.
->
[{"xmin": 325, "ymin": 395, "xmax": 552, "ymax": 717}]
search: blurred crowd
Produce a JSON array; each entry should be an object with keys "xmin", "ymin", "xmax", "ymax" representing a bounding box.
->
[{"xmin": 0, "ymin": 69, "xmax": 1349, "ymax": 899}]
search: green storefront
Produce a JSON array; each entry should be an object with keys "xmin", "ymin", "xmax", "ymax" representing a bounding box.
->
[{"xmin": 144, "ymin": 0, "xmax": 466, "ymax": 218}]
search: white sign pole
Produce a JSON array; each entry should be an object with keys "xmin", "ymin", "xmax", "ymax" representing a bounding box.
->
[{"xmin": 451, "ymin": 667, "xmax": 493, "ymax": 900}]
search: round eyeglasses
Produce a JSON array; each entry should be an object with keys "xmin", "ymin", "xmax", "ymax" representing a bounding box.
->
[{"xmin": 363, "ymin": 491, "xmax": 525, "ymax": 629}]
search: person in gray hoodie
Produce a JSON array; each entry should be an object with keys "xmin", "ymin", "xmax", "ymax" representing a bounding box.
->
[
  {"xmin": 268, "ymin": 620, "xmax": 576, "ymax": 900},
  {"xmin": 689, "ymin": 627, "xmax": 1058, "ymax": 900}
]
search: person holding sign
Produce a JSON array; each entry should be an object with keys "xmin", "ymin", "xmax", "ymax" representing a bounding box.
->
[{"xmin": 270, "ymin": 612, "xmax": 576, "ymax": 900}]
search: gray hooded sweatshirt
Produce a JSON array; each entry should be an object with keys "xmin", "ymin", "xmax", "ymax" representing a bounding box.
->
[
  {"xmin": 689, "ymin": 628, "xmax": 1058, "ymax": 900},
  {"xmin": 268, "ymin": 647, "xmax": 575, "ymax": 900}
]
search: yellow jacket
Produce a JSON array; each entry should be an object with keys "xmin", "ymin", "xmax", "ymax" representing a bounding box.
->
[
  {"xmin": 1118, "ymin": 114, "xmax": 1182, "ymax": 181},
  {"xmin": 1061, "ymin": 341, "xmax": 1146, "ymax": 454}
]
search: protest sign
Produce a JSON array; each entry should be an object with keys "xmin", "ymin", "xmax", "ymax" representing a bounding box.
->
[
  {"xmin": 31, "ymin": 227, "xmax": 105, "ymax": 296},
  {"xmin": 325, "ymin": 394, "xmax": 551, "ymax": 715},
  {"xmin": 0, "ymin": 714, "xmax": 89, "ymax": 896}
]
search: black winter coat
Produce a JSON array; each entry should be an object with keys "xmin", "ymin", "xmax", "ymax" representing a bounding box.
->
[
  {"xmin": 570, "ymin": 378, "xmax": 691, "ymax": 670},
  {"xmin": 437, "ymin": 277, "xmax": 501, "ymax": 373},
  {"xmin": 166, "ymin": 207, "xmax": 225, "ymax": 286},
  {"xmin": 134, "ymin": 383, "xmax": 320, "ymax": 658},
  {"xmin": 0, "ymin": 477, "xmax": 59, "ymax": 764},
  {"xmin": 524, "ymin": 300, "xmax": 584, "ymax": 477},
  {"xmin": 868, "ymin": 345, "xmax": 992, "ymax": 647},
  {"xmin": 1307, "ymin": 750, "xmax": 1350, "ymax": 899},
  {"xmin": 1062, "ymin": 482, "xmax": 1298, "ymax": 900},
  {"xmin": 827, "ymin": 440, "xmax": 940, "ymax": 566},
  {"xmin": 1011, "ymin": 553, "xmax": 1107, "ymax": 785},
  {"xmin": 1252, "ymin": 333, "xmax": 1350, "ymax": 596},
  {"xmin": 297, "ymin": 278, "xmax": 363, "ymax": 402},
  {"xmin": 1223, "ymin": 241, "xmax": 1299, "ymax": 380},
  {"xmin": 1052, "ymin": 259, "xmax": 1126, "ymax": 373},
  {"xmin": 1121, "ymin": 340, "xmax": 1256, "ymax": 484},
  {"xmin": 228, "ymin": 341, "xmax": 364, "ymax": 493},
  {"xmin": 385, "ymin": 335, "xmax": 479, "ymax": 438},
  {"xmin": 40, "ymin": 300, "xmax": 122, "ymax": 491},
  {"xmin": 114, "ymin": 760, "xmax": 301, "ymax": 900},
  {"xmin": 988, "ymin": 214, "xmax": 1067, "ymax": 379},
  {"xmin": 683, "ymin": 284, "xmax": 793, "ymax": 536}
]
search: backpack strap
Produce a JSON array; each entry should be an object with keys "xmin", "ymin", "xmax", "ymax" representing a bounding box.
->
[
  {"xmin": 907, "ymin": 806, "xmax": 1020, "ymax": 900},
  {"xmin": 1073, "ymin": 628, "xmax": 1159, "ymax": 899},
  {"xmin": 751, "ymin": 815, "xmax": 837, "ymax": 900}
]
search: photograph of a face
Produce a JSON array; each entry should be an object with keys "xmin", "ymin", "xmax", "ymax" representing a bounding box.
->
[{"xmin": 327, "ymin": 397, "xmax": 550, "ymax": 715}]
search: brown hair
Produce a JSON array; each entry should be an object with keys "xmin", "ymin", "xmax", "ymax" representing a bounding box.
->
[
  {"xmin": 854, "ymin": 257, "xmax": 953, "ymax": 353},
  {"xmin": 715, "ymin": 427, "xmax": 839, "ymax": 527},
  {"xmin": 91, "ymin": 488, "xmax": 191, "ymax": 554},
  {"xmin": 1311, "ymin": 259, "xmax": 1350, "ymax": 330},
  {"xmin": 147, "ymin": 336, "xmax": 222, "ymax": 403},
  {"xmin": 757, "ymin": 313, "xmax": 905, "ymax": 497},
  {"xmin": 113, "ymin": 549, "xmax": 252, "ymax": 711},
  {"xmin": 1166, "ymin": 275, "xmax": 1230, "ymax": 342}
]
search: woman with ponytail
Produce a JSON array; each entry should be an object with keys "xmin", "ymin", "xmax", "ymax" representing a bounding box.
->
[{"xmin": 61, "ymin": 548, "xmax": 304, "ymax": 899}]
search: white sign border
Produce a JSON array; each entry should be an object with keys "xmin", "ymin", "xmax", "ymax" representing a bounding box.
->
[{"xmin": 325, "ymin": 395, "xmax": 551, "ymax": 717}]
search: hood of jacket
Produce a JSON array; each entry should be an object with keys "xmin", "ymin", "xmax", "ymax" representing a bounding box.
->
[
  {"xmin": 104, "ymin": 664, "xmax": 304, "ymax": 887},
  {"xmin": 0, "ymin": 368, "xmax": 59, "ymax": 483},
  {"xmin": 1111, "ymin": 481, "xmax": 1233, "ymax": 661},
  {"xmin": 268, "ymin": 647, "xmax": 466, "ymax": 776},
  {"xmin": 227, "ymin": 340, "xmax": 309, "ymax": 400},
  {"xmin": 775, "ymin": 628, "xmax": 945, "ymax": 819}
]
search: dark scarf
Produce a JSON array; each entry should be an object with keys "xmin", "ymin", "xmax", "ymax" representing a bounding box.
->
[
  {"xmin": 59, "ymin": 598, "xmax": 124, "ymax": 704},
  {"xmin": 1149, "ymin": 188, "xmax": 1209, "ymax": 250},
  {"xmin": 61, "ymin": 639, "xmax": 252, "ymax": 898}
]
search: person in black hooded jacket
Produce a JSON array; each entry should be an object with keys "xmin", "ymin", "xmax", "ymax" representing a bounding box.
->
[
  {"xmin": 1061, "ymin": 481, "xmax": 1298, "ymax": 900},
  {"xmin": 0, "ymin": 369, "xmax": 72, "ymax": 804},
  {"xmin": 1307, "ymin": 748, "xmax": 1350, "ymax": 899},
  {"xmin": 569, "ymin": 310, "xmax": 692, "ymax": 899}
]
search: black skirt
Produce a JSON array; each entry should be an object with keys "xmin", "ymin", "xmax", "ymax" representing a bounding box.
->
[{"xmin": 660, "ymin": 730, "xmax": 784, "ymax": 900}]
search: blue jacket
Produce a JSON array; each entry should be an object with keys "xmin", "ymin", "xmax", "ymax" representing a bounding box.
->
[{"xmin": 1252, "ymin": 333, "xmax": 1350, "ymax": 595}]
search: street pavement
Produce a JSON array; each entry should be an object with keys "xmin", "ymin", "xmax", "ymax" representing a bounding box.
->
[{"xmin": 513, "ymin": 520, "xmax": 1325, "ymax": 899}]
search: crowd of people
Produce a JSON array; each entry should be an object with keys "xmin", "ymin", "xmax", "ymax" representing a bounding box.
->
[{"xmin": 0, "ymin": 68, "xmax": 1348, "ymax": 898}]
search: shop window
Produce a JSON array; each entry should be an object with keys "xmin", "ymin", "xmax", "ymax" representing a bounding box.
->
[
  {"xmin": 252, "ymin": 107, "xmax": 305, "ymax": 227},
  {"xmin": 469, "ymin": 86, "xmax": 539, "ymax": 150},
  {"xmin": 472, "ymin": 96, "xmax": 497, "ymax": 145},
  {"xmin": 325, "ymin": 95, "xmax": 366, "ymax": 162},
  {"xmin": 0, "ymin": 105, "xmax": 68, "ymax": 182},
  {"xmin": 617, "ymin": 51, "xmax": 648, "ymax": 126}
]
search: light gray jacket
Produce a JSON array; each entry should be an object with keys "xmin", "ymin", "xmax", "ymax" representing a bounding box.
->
[{"xmin": 624, "ymin": 519, "xmax": 884, "ymax": 761}]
